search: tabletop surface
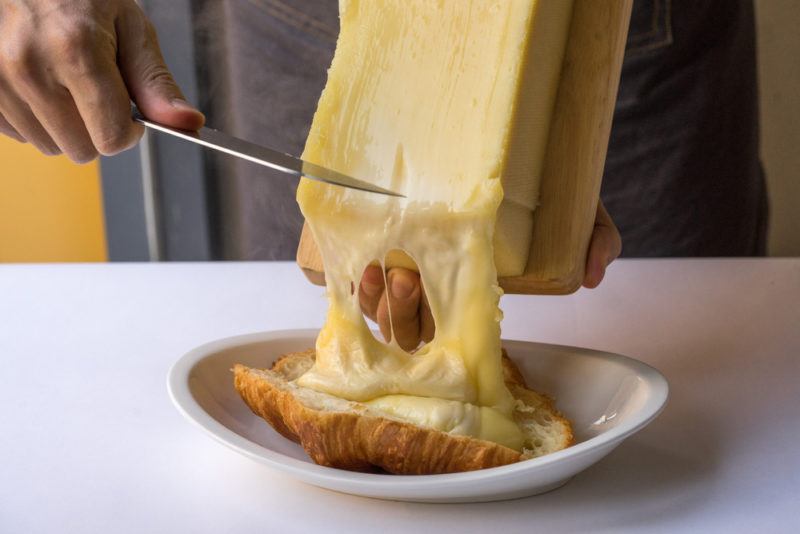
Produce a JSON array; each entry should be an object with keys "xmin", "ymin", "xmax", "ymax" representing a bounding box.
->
[{"xmin": 1, "ymin": 259, "xmax": 798, "ymax": 534}]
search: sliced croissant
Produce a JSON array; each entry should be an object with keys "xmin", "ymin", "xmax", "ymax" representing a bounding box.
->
[{"xmin": 233, "ymin": 349, "xmax": 572, "ymax": 475}]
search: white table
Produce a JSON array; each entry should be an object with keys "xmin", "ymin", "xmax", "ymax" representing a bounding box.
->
[{"xmin": 1, "ymin": 259, "xmax": 798, "ymax": 533}]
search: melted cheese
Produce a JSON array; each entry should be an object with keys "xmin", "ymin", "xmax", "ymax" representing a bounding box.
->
[{"xmin": 295, "ymin": 0, "xmax": 573, "ymax": 451}]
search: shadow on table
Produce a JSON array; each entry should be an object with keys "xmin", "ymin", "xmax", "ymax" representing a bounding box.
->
[
  {"xmin": 403, "ymin": 402, "xmax": 722, "ymax": 531},
  {"xmin": 278, "ymin": 399, "xmax": 721, "ymax": 534}
]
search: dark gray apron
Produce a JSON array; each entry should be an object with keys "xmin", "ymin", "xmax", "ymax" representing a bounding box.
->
[{"xmin": 201, "ymin": 0, "xmax": 767, "ymax": 259}]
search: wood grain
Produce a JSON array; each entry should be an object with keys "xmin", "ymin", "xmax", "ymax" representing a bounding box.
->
[{"xmin": 296, "ymin": 0, "xmax": 633, "ymax": 295}]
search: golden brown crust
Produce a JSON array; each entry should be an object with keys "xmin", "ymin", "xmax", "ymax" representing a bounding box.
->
[
  {"xmin": 500, "ymin": 348, "xmax": 529, "ymax": 388},
  {"xmin": 233, "ymin": 349, "xmax": 570, "ymax": 474},
  {"xmin": 234, "ymin": 364, "xmax": 521, "ymax": 473},
  {"xmin": 500, "ymin": 350, "xmax": 574, "ymax": 449}
]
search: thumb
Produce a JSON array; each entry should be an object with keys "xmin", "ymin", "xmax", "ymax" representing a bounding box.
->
[{"xmin": 117, "ymin": 13, "xmax": 205, "ymax": 131}]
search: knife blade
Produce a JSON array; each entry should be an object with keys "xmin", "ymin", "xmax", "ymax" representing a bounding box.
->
[{"xmin": 132, "ymin": 109, "xmax": 404, "ymax": 198}]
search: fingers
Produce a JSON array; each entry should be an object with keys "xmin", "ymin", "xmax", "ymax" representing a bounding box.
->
[
  {"xmin": 359, "ymin": 264, "xmax": 384, "ymax": 322},
  {"xmin": 67, "ymin": 72, "xmax": 141, "ymax": 158},
  {"xmin": 0, "ymin": 110, "xmax": 25, "ymax": 143},
  {"xmin": 35, "ymin": 95, "xmax": 99, "ymax": 163},
  {"xmin": 0, "ymin": 81, "xmax": 60, "ymax": 155},
  {"xmin": 583, "ymin": 201, "xmax": 622, "ymax": 289},
  {"xmin": 117, "ymin": 9, "xmax": 204, "ymax": 131},
  {"xmin": 359, "ymin": 265, "xmax": 433, "ymax": 352},
  {"xmin": 16, "ymin": 72, "xmax": 100, "ymax": 163},
  {"xmin": 60, "ymin": 52, "xmax": 142, "ymax": 157},
  {"xmin": 0, "ymin": 7, "xmax": 140, "ymax": 161},
  {"xmin": 385, "ymin": 268, "xmax": 422, "ymax": 352},
  {"xmin": 45, "ymin": 17, "xmax": 143, "ymax": 159}
]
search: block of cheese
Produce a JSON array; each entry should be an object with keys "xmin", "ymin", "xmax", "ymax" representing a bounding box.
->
[
  {"xmin": 302, "ymin": 0, "xmax": 574, "ymax": 276},
  {"xmin": 292, "ymin": 0, "xmax": 576, "ymax": 451}
]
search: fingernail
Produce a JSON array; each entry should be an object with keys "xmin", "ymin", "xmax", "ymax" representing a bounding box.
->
[
  {"xmin": 361, "ymin": 278, "xmax": 382, "ymax": 297},
  {"xmin": 390, "ymin": 272, "xmax": 415, "ymax": 299},
  {"xmin": 171, "ymin": 98, "xmax": 198, "ymax": 112}
]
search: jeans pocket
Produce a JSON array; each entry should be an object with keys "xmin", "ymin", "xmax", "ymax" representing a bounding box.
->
[{"xmin": 626, "ymin": 0, "xmax": 674, "ymax": 56}]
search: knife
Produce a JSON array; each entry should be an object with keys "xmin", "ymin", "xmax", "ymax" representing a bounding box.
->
[{"xmin": 132, "ymin": 108, "xmax": 404, "ymax": 198}]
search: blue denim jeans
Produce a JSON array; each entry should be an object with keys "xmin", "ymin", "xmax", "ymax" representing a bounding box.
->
[{"xmin": 198, "ymin": 0, "xmax": 766, "ymax": 259}]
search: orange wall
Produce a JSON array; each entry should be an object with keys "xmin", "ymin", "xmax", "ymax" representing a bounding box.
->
[{"xmin": 0, "ymin": 136, "xmax": 107, "ymax": 262}]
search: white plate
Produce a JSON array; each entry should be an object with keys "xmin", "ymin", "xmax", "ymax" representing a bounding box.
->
[{"xmin": 168, "ymin": 329, "xmax": 668, "ymax": 503}]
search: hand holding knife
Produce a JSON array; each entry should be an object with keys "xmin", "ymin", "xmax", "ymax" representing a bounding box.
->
[{"xmin": 132, "ymin": 106, "xmax": 404, "ymax": 198}]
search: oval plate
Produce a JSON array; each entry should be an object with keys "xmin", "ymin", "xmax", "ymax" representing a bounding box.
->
[{"xmin": 168, "ymin": 329, "xmax": 668, "ymax": 503}]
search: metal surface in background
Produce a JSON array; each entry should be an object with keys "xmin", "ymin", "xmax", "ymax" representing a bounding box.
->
[
  {"xmin": 138, "ymin": 129, "xmax": 163, "ymax": 261},
  {"xmin": 99, "ymin": 146, "xmax": 151, "ymax": 261},
  {"xmin": 101, "ymin": 0, "xmax": 214, "ymax": 261}
]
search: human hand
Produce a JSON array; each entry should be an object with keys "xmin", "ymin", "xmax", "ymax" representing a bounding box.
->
[
  {"xmin": 0, "ymin": 0, "xmax": 204, "ymax": 162},
  {"xmin": 358, "ymin": 264, "xmax": 435, "ymax": 352},
  {"xmin": 581, "ymin": 200, "xmax": 622, "ymax": 289},
  {"xmin": 358, "ymin": 200, "xmax": 621, "ymax": 350}
]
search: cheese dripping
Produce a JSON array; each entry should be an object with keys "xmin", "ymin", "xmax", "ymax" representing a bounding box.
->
[{"xmin": 294, "ymin": 0, "xmax": 574, "ymax": 451}]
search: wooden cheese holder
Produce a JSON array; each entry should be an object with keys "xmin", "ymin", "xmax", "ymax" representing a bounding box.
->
[{"xmin": 297, "ymin": 0, "xmax": 633, "ymax": 295}]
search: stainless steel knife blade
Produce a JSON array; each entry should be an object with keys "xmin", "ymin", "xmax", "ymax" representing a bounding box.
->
[{"xmin": 132, "ymin": 109, "xmax": 404, "ymax": 198}]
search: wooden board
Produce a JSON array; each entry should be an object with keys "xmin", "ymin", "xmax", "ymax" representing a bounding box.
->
[{"xmin": 296, "ymin": 0, "xmax": 633, "ymax": 295}]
